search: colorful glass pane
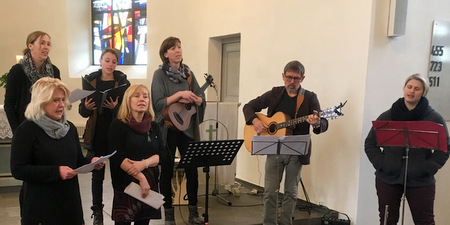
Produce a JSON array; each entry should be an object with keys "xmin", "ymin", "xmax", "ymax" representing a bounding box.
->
[
  {"xmin": 113, "ymin": 0, "xmax": 132, "ymax": 10},
  {"xmin": 92, "ymin": 0, "xmax": 147, "ymax": 65},
  {"xmin": 93, "ymin": 0, "xmax": 112, "ymax": 12}
]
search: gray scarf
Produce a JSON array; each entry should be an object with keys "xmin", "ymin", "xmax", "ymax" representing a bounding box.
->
[
  {"xmin": 159, "ymin": 62, "xmax": 191, "ymax": 83},
  {"xmin": 34, "ymin": 114, "xmax": 70, "ymax": 139},
  {"xmin": 19, "ymin": 52, "xmax": 55, "ymax": 84}
]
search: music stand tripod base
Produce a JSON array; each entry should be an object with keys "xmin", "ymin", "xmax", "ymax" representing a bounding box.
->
[{"xmin": 178, "ymin": 139, "xmax": 244, "ymax": 224}]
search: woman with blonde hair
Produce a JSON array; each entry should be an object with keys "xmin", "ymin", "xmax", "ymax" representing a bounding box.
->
[
  {"xmin": 11, "ymin": 77, "xmax": 104, "ymax": 225},
  {"xmin": 365, "ymin": 73, "xmax": 450, "ymax": 224},
  {"xmin": 109, "ymin": 84, "xmax": 165, "ymax": 225}
]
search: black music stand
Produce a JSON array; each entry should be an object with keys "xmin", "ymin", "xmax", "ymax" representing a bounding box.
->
[
  {"xmin": 178, "ymin": 139, "xmax": 243, "ymax": 224},
  {"xmin": 252, "ymin": 134, "xmax": 312, "ymax": 219},
  {"xmin": 372, "ymin": 121, "xmax": 447, "ymax": 225}
]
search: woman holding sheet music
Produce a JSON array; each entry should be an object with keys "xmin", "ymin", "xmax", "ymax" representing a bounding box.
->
[
  {"xmin": 109, "ymin": 84, "xmax": 164, "ymax": 225},
  {"xmin": 365, "ymin": 73, "xmax": 450, "ymax": 225},
  {"xmin": 79, "ymin": 47, "xmax": 130, "ymax": 225},
  {"xmin": 10, "ymin": 77, "xmax": 104, "ymax": 225}
]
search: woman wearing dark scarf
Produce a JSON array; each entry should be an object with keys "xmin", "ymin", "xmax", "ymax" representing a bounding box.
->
[
  {"xmin": 10, "ymin": 77, "xmax": 104, "ymax": 225},
  {"xmin": 4, "ymin": 31, "xmax": 60, "ymax": 133},
  {"xmin": 108, "ymin": 84, "xmax": 163, "ymax": 225},
  {"xmin": 365, "ymin": 73, "xmax": 450, "ymax": 225},
  {"xmin": 79, "ymin": 47, "xmax": 130, "ymax": 225},
  {"xmin": 151, "ymin": 36, "xmax": 205, "ymax": 225}
]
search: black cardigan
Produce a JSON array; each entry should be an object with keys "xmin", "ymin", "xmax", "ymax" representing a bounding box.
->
[{"xmin": 4, "ymin": 64, "xmax": 60, "ymax": 133}]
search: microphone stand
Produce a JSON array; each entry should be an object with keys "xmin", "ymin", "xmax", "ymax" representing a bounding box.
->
[{"xmin": 209, "ymin": 79, "xmax": 232, "ymax": 206}]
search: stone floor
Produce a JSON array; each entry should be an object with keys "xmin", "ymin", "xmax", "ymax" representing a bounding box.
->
[{"xmin": 0, "ymin": 163, "xmax": 329, "ymax": 225}]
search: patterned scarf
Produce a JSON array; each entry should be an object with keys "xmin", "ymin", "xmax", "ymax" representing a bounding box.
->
[
  {"xmin": 19, "ymin": 52, "xmax": 55, "ymax": 84},
  {"xmin": 34, "ymin": 114, "xmax": 70, "ymax": 139},
  {"xmin": 391, "ymin": 97, "xmax": 430, "ymax": 121},
  {"xmin": 127, "ymin": 113, "xmax": 153, "ymax": 134},
  {"xmin": 159, "ymin": 62, "xmax": 191, "ymax": 83}
]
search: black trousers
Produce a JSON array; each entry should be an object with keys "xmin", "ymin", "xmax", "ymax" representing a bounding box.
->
[
  {"xmin": 376, "ymin": 177, "xmax": 435, "ymax": 225},
  {"xmin": 160, "ymin": 129, "xmax": 199, "ymax": 208}
]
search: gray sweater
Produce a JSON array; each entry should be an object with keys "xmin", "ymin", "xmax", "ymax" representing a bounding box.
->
[{"xmin": 151, "ymin": 67, "xmax": 206, "ymax": 145}]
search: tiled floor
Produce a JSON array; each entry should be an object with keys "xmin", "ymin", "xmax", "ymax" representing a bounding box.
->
[{"xmin": 0, "ymin": 162, "xmax": 326, "ymax": 225}]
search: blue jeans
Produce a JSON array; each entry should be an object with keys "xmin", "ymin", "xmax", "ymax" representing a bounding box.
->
[{"xmin": 263, "ymin": 155, "xmax": 302, "ymax": 225}]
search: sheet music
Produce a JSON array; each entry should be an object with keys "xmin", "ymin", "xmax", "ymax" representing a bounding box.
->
[
  {"xmin": 74, "ymin": 151, "xmax": 117, "ymax": 173},
  {"xmin": 69, "ymin": 89, "xmax": 95, "ymax": 103},
  {"xmin": 124, "ymin": 182, "xmax": 165, "ymax": 209},
  {"xmin": 251, "ymin": 135, "xmax": 310, "ymax": 155}
]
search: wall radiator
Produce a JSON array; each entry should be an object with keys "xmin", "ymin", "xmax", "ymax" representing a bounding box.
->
[{"xmin": 75, "ymin": 124, "xmax": 85, "ymax": 139}]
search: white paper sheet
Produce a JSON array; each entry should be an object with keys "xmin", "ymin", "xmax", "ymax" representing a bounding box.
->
[
  {"xmin": 124, "ymin": 182, "xmax": 165, "ymax": 209},
  {"xmin": 69, "ymin": 89, "xmax": 95, "ymax": 103},
  {"xmin": 74, "ymin": 151, "xmax": 117, "ymax": 173}
]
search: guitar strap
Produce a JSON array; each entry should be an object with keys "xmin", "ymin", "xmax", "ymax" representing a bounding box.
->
[
  {"xmin": 187, "ymin": 73, "xmax": 193, "ymax": 91},
  {"xmin": 295, "ymin": 88, "xmax": 305, "ymax": 119}
]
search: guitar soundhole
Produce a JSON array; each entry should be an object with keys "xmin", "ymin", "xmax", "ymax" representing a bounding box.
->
[
  {"xmin": 268, "ymin": 124, "xmax": 277, "ymax": 135},
  {"xmin": 173, "ymin": 112, "xmax": 184, "ymax": 125}
]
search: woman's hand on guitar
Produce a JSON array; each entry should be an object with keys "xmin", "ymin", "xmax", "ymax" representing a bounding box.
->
[
  {"xmin": 177, "ymin": 91, "xmax": 201, "ymax": 105},
  {"xmin": 252, "ymin": 118, "xmax": 268, "ymax": 134}
]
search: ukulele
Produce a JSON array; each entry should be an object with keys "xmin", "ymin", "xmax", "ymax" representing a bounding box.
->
[{"xmin": 163, "ymin": 74, "xmax": 214, "ymax": 131}]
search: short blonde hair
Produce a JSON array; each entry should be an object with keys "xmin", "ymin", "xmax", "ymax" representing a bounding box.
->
[
  {"xmin": 25, "ymin": 77, "xmax": 71, "ymax": 121},
  {"xmin": 117, "ymin": 84, "xmax": 153, "ymax": 123},
  {"xmin": 404, "ymin": 73, "xmax": 430, "ymax": 97}
]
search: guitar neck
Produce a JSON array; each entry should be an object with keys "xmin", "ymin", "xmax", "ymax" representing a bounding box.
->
[
  {"xmin": 276, "ymin": 112, "xmax": 323, "ymax": 130},
  {"xmin": 200, "ymin": 82, "xmax": 210, "ymax": 93}
]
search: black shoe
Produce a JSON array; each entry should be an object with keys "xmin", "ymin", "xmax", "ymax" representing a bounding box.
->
[
  {"xmin": 91, "ymin": 204, "xmax": 104, "ymax": 225},
  {"xmin": 188, "ymin": 205, "xmax": 204, "ymax": 225},
  {"xmin": 164, "ymin": 207, "xmax": 176, "ymax": 225}
]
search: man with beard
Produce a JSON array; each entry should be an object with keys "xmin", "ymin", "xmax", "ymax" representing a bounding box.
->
[{"xmin": 243, "ymin": 60, "xmax": 329, "ymax": 225}]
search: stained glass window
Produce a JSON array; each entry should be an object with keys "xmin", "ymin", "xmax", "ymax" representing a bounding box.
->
[{"xmin": 92, "ymin": 0, "xmax": 147, "ymax": 65}]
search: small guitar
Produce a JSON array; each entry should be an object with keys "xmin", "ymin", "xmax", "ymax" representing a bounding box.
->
[
  {"xmin": 163, "ymin": 74, "xmax": 214, "ymax": 131},
  {"xmin": 243, "ymin": 101, "xmax": 347, "ymax": 152}
]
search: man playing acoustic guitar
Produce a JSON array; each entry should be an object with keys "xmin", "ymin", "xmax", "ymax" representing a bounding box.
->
[{"xmin": 243, "ymin": 60, "xmax": 329, "ymax": 225}]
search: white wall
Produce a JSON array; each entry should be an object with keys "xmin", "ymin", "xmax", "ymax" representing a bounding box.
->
[
  {"xmin": 1, "ymin": 0, "xmax": 450, "ymax": 224},
  {"xmin": 146, "ymin": 0, "xmax": 371, "ymax": 222},
  {"xmin": 359, "ymin": 0, "xmax": 450, "ymax": 224}
]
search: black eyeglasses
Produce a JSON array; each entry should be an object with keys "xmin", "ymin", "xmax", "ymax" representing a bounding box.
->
[{"xmin": 284, "ymin": 75, "xmax": 302, "ymax": 82}]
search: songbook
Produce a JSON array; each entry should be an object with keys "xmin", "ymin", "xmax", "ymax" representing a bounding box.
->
[
  {"xmin": 124, "ymin": 182, "xmax": 165, "ymax": 209},
  {"xmin": 88, "ymin": 83, "xmax": 128, "ymax": 107},
  {"xmin": 74, "ymin": 151, "xmax": 117, "ymax": 173}
]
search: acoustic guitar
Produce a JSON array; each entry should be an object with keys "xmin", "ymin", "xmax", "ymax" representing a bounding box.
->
[
  {"xmin": 163, "ymin": 74, "xmax": 214, "ymax": 131},
  {"xmin": 243, "ymin": 101, "xmax": 347, "ymax": 152}
]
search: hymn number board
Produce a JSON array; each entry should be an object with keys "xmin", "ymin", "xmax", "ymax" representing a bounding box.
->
[{"xmin": 427, "ymin": 20, "xmax": 450, "ymax": 120}]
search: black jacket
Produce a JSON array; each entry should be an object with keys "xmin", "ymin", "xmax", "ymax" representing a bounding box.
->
[
  {"xmin": 365, "ymin": 99, "xmax": 450, "ymax": 187},
  {"xmin": 4, "ymin": 64, "xmax": 60, "ymax": 133}
]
